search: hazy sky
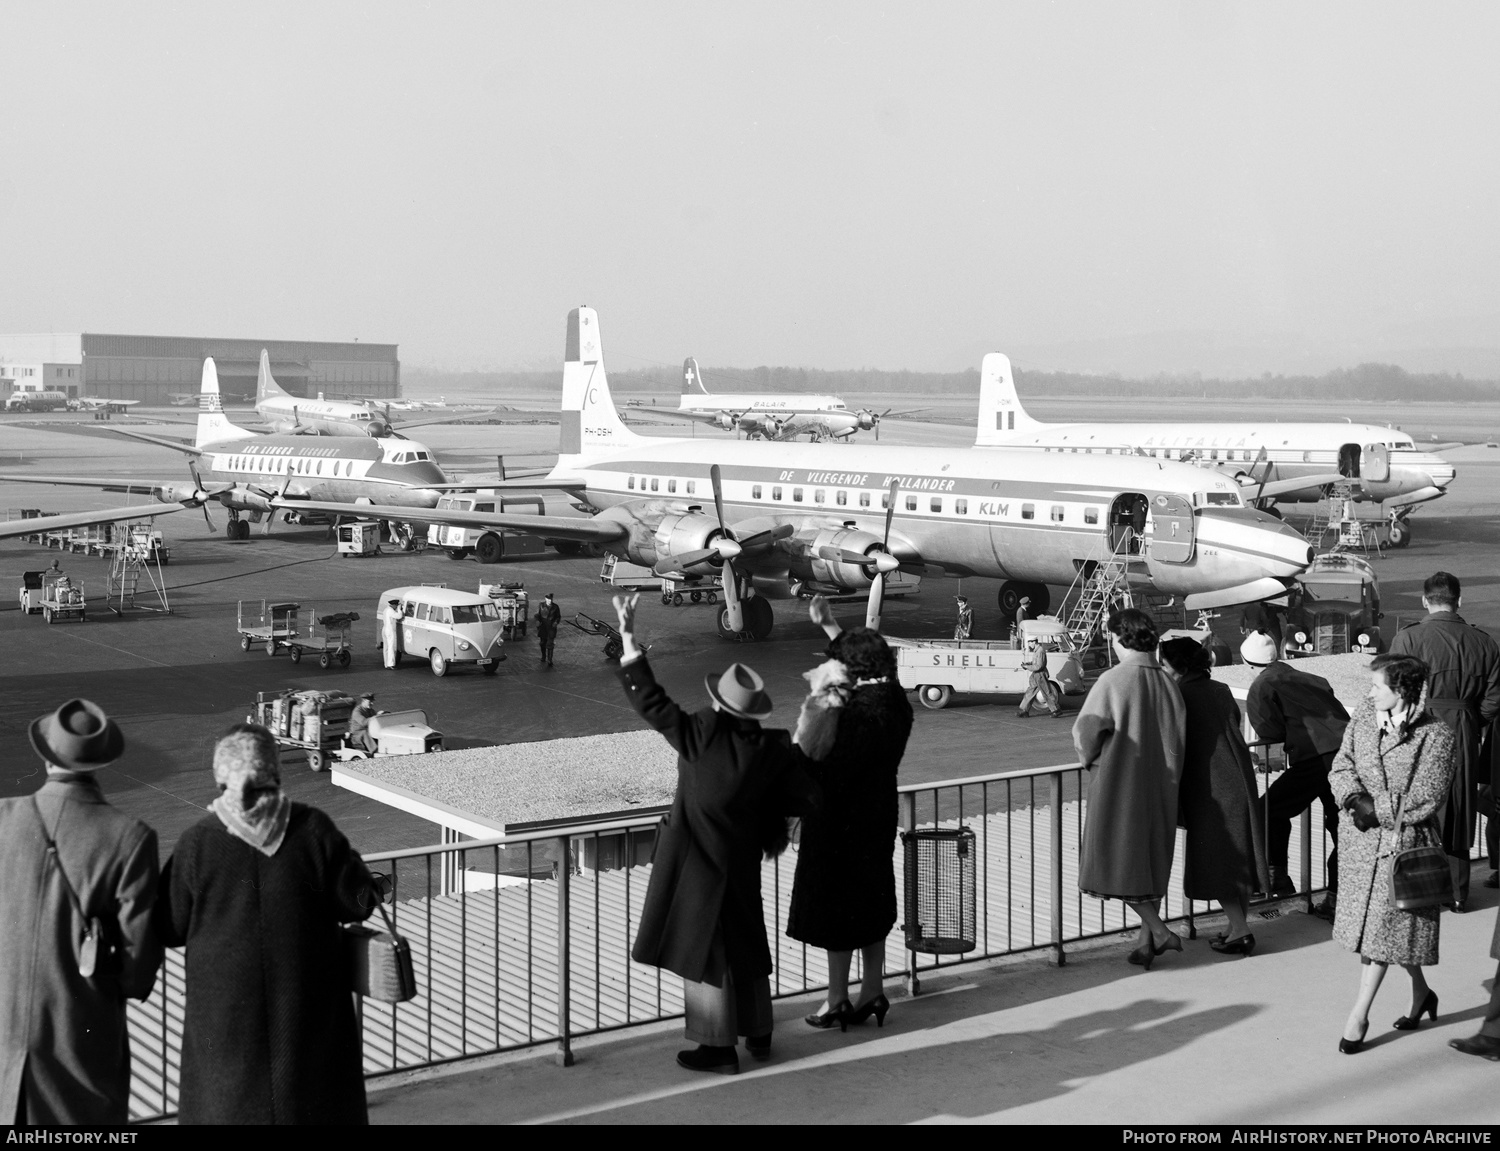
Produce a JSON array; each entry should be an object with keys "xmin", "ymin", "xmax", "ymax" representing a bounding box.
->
[{"xmin": 1, "ymin": 3, "xmax": 1497, "ymax": 374}]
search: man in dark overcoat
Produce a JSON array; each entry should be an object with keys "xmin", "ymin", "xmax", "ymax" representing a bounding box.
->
[
  {"xmin": 536, "ymin": 592, "xmax": 562, "ymax": 665},
  {"xmin": 1449, "ymin": 898, "xmax": 1500, "ymax": 1060},
  {"xmin": 1389, "ymin": 571, "xmax": 1500, "ymax": 908},
  {"xmin": 1243, "ymin": 631, "xmax": 1349, "ymax": 912},
  {"xmin": 614, "ymin": 592, "xmax": 814, "ymax": 1075},
  {"xmin": 0, "ymin": 699, "xmax": 163, "ymax": 1125}
]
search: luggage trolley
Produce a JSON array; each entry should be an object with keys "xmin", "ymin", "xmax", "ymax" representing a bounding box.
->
[
  {"xmin": 284, "ymin": 611, "xmax": 359, "ymax": 669},
  {"xmin": 39, "ymin": 573, "xmax": 86, "ymax": 624},
  {"xmin": 237, "ymin": 601, "xmax": 302, "ymax": 655}
]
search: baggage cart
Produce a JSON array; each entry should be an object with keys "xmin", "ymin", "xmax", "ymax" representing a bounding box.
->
[
  {"xmin": 40, "ymin": 573, "xmax": 86, "ymax": 624},
  {"xmin": 599, "ymin": 555, "xmax": 664, "ymax": 593},
  {"xmin": 479, "ymin": 581, "xmax": 529, "ymax": 639},
  {"xmin": 659, "ymin": 573, "xmax": 721, "ymax": 606},
  {"xmin": 237, "ymin": 600, "xmax": 302, "ymax": 655},
  {"xmin": 285, "ymin": 611, "xmax": 359, "ymax": 669},
  {"xmin": 249, "ymin": 688, "xmax": 356, "ymax": 772},
  {"xmin": 567, "ymin": 611, "xmax": 650, "ymax": 661}
]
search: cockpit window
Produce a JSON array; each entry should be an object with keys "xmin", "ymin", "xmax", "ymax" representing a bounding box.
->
[{"xmin": 1199, "ymin": 492, "xmax": 1242, "ymax": 507}]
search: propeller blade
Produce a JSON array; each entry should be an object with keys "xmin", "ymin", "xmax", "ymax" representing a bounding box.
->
[
  {"xmin": 866, "ymin": 480, "xmax": 899, "ymax": 631},
  {"xmin": 653, "ymin": 537, "xmax": 742, "ymax": 575},
  {"xmin": 816, "ymin": 545, "xmax": 899, "ymax": 572},
  {"xmin": 1252, "ymin": 445, "xmax": 1271, "ymax": 507},
  {"xmin": 736, "ymin": 522, "xmax": 794, "ymax": 551},
  {"xmin": 709, "ymin": 465, "xmax": 744, "ymax": 634},
  {"xmin": 187, "ymin": 461, "xmax": 217, "ymax": 532}
]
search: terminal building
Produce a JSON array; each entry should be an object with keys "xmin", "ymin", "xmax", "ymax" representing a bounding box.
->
[{"xmin": 0, "ymin": 333, "xmax": 400, "ymax": 404}]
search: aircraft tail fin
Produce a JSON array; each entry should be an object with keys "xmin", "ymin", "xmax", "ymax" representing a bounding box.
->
[
  {"xmin": 682, "ymin": 357, "xmax": 709, "ymax": 395},
  {"xmin": 974, "ymin": 353, "xmax": 1042, "ymax": 445},
  {"xmin": 256, "ymin": 349, "xmax": 290, "ymax": 404},
  {"xmin": 559, "ymin": 307, "xmax": 642, "ymax": 458},
  {"xmin": 195, "ymin": 359, "xmax": 243, "ymax": 448}
]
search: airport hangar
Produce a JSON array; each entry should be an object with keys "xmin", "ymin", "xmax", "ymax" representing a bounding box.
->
[{"xmin": 0, "ymin": 333, "xmax": 400, "ymax": 404}]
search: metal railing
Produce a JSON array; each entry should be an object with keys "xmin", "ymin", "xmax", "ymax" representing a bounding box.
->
[{"xmin": 128, "ymin": 741, "xmax": 1485, "ymax": 1121}]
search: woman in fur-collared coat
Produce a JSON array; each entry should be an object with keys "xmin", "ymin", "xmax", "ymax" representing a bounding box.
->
[
  {"xmin": 1328, "ymin": 654, "xmax": 1457, "ymax": 1053},
  {"xmin": 787, "ymin": 601, "xmax": 913, "ymax": 1030}
]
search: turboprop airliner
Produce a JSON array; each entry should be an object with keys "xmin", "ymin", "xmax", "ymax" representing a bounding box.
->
[
  {"xmin": 278, "ymin": 308, "xmax": 1316, "ymax": 643},
  {"xmin": 252, "ymin": 350, "xmax": 485, "ymax": 438},
  {"xmin": 0, "ymin": 359, "xmax": 465, "ymax": 541},
  {"xmin": 972, "ymin": 354, "xmax": 1456, "ymax": 548}
]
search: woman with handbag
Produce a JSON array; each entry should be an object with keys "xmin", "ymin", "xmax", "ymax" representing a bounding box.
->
[{"xmin": 1329, "ymin": 654, "xmax": 1458, "ymax": 1055}]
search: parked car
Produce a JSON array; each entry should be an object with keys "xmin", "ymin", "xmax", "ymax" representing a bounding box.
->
[{"xmin": 1284, "ymin": 552, "xmax": 1383, "ymax": 657}]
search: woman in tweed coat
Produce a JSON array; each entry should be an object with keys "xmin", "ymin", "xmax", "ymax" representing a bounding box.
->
[{"xmin": 1328, "ymin": 654, "xmax": 1457, "ymax": 1054}]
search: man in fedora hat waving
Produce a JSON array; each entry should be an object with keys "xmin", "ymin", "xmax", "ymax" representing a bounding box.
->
[
  {"xmin": 614, "ymin": 592, "xmax": 816, "ymax": 1075},
  {"xmin": 0, "ymin": 699, "xmax": 163, "ymax": 1124}
]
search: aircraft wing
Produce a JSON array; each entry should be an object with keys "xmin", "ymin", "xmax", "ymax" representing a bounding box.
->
[
  {"xmin": 387, "ymin": 409, "xmax": 499, "ymax": 431},
  {"xmin": 0, "ymin": 473, "xmax": 176, "ymax": 496},
  {"xmin": 624, "ymin": 407, "xmax": 729, "ymax": 427},
  {"xmin": 1237, "ymin": 472, "xmax": 1351, "ymax": 501},
  {"xmin": 268, "ymin": 498, "xmax": 628, "ymax": 543},
  {"xmin": 0, "ymin": 501, "xmax": 189, "ymax": 540},
  {"xmin": 106, "ymin": 427, "xmax": 202, "ymax": 455}
]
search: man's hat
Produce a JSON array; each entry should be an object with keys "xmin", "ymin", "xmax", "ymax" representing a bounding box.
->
[
  {"xmin": 1240, "ymin": 631, "xmax": 1280, "ymax": 667},
  {"xmin": 30, "ymin": 698, "xmax": 124, "ymax": 772},
  {"xmin": 955, "ymin": 595, "xmax": 968, "ymax": 603},
  {"xmin": 704, "ymin": 663, "xmax": 773, "ymax": 720}
]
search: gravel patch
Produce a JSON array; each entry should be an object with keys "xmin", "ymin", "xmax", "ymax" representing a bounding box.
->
[{"xmin": 348, "ymin": 730, "xmax": 679, "ymax": 827}]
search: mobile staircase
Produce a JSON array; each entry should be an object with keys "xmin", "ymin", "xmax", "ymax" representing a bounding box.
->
[
  {"xmin": 1062, "ymin": 542, "xmax": 1135, "ymax": 653},
  {"xmin": 1303, "ymin": 481, "xmax": 1381, "ymax": 559},
  {"xmin": 105, "ymin": 530, "xmax": 172, "ymax": 615}
]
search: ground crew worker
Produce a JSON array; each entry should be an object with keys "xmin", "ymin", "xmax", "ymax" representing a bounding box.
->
[
  {"xmin": 953, "ymin": 595, "xmax": 973, "ymax": 641},
  {"xmin": 349, "ymin": 693, "xmax": 377, "ymax": 754},
  {"xmin": 536, "ymin": 593, "xmax": 561, "ymax": 666},
  {"xmin": 381, "ymin": 599, "xmax": 401, "ymax": 670},
  {"xmin": 1018, "ymin": 638, "xmax": 1063, "ymax": 718}
]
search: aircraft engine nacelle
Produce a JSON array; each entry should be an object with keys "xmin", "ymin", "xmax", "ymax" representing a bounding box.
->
[
  {"xmin": 221, "ymin": 488, "xmax": 277, "ymax": 514},
  {"xmin": 617, "ymin": 512, "xmax": 730, "ymax": 573},
  {"xmin": 785, "ymin": 527, "xmax": 887, "ymax": 590},
  {"xmin": 710, "ymin": 411, "xmax": 737, "ymax": 431}
]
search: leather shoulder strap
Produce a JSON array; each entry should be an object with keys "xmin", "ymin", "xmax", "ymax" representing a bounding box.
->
[{"xmin": 28, "ymin": 796, "xmax": 89, "ymax": 921}]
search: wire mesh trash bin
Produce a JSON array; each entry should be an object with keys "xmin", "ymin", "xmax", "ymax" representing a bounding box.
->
[{"xmin": 902, "ymin": 827, "xmax": 978, "ymax": 954}]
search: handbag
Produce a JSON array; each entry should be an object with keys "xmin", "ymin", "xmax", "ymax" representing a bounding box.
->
[
  {"xmin": 1388, "ymin": 789, "xmax": 1453, "ymax": 912},
  {"xmin": 29, "ymin": 798, "xmax": 109, "ymax": 978},
  {"xmin": 345, "ymin": 897, "xmax": 417, "ymax": 1003}
]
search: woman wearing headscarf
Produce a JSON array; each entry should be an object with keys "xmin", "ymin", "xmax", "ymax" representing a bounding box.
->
[
  {"xmin": 1329, "ymin": 654, "xmax": 1457, "ymax": 1054},
  {"xmin": 788, "ymin": 598, "xmax": 913, "ymax": 1030},
  {"xmin": 1158, "ymin": 637, "xmax": 1270, "ymax": 956},
  {"xmin": 157, "ymin": 724, "xmax": 382, "ymax": 1123},
  {"xmin": 1073, "ymin": 608, "xmax": 1186, "ymax": 968}
]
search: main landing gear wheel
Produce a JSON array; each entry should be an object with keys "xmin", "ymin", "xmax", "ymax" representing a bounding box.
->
[
  {"xmin": 476, "ymin": 533, "xmax": 504, "ymax": 564},
  {"xmin": 1387, "ymin": 519, "xmax": 1411, "ymax": 548},
  {"xmin": 998, "ymin": 581, "xmax": 1050, "ymax": 620},
  {"xmin": 717, "ymin": 597, "xmax": 773, "ymax": 640},
  {"xmin": 430, "ymin": 650, "xmax": 449, "ymax": 677},
  {"xmin": 918, "ymin": 684, "xmax": 953, "ymax": 710}
]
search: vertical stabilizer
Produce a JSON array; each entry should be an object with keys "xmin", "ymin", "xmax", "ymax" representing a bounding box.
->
[
  {"xmin": 256, "ymin": 349, "xmax": 290, "ymax": 404},
  {"xmin": 195, "ymin": 359, "xmax": 243, "ymax": 448},
  {"xmin": 682, "ymin": 357, "xmax": 709, "ymax": 395},
  {"xmin": 974, "ymin": 353, "xmax": 1042, "ymax": 445},
  {"xmin": 559, "ymin": 307, "xmax": 642, "ymax": 457}
]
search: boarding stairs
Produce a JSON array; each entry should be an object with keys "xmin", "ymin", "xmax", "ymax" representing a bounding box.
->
[
  {"xmin": 106, "ymin": 539, "xmax": 171, "ymax": 615},
  {"xmin": 1062, "ymin": 547, "xmax": 1134, "ymax": 652},
  {"xmin": 1303, "ymin": 481, "xmax": 1381, "ymax": 559}
]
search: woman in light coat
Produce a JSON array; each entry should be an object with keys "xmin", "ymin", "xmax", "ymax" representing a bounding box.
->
[
  {"xmin": 1329, "ymin": 654, "xmax": 1457, "ymax": 1053},
  {"xmin": 1073, "ymin": 608, "xmax": 1187, "ymax": 968}
]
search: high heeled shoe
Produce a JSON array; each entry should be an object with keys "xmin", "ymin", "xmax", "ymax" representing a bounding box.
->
[
  {"xmin": 1151, "ymin": 931, "xmax": 1184, "ymax": 957},
  {"xmin": 804, "ymin": 999, "xmax": 852, "ymax": 1031},
  {"xmin": 1209, "ymin": 933, "xmax": 1256, "ymax": 956},
  {"xmin": 1127, "ymin": 943, "xmax": 1155, "ymax": 970},
  {"xmin": 1339, "ymin": 1020, "xmax": 1370, "ymax": 1054},
  {"xmin": 1393, "ymin": 990, "xmax": 1438, "ymax": 1031},
  {"xmin": 849, "ymin": 994, "xmax": 890, "ymax": 1027}
]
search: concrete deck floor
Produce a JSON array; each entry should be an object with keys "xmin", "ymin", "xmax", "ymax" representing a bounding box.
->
[{"xmin": 366, "ymin": 894, "xmax": 1500, "ymax": 1126}]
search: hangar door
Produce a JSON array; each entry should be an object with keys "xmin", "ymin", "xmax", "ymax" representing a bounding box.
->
[{"xmin": 1149, "ymin": 493, "xmax": 1195, "ymax": 564}]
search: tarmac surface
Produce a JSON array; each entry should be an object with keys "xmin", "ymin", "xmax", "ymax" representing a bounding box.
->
[
  {"xmin": 1, "ymin": 408, "xmax": 1497, "ymax": 858},
  {"xmin": 362, "ymin": 895, "xmax": 1500, "ymax": 1125}
]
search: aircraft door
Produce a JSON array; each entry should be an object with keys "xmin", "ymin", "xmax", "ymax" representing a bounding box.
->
[
  {"xmin": 1109, "ymin": 494, "xmax": 1149, "ymax": 556},
  {"xmin": 1361, "ymin": 443, "xmax": 1390, "ymax": 483},
  {"xmin": 1148, "ymin": 493, "xmax": 1195, "ymax": 564},
  {"xmin": 1338, "ymin": 443, "xmax": 1361, "ymax": 478}
]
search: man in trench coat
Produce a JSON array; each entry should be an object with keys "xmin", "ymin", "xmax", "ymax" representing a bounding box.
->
[
  {"xmin": 613, "ymin": 593, "xmax": 815, "ymax": 1075},
  {"xmin": 536, "ymin": 592, "xmax": 562, "ymax": 666},
  {"xmin": 0, "ymin": 699, "xmax": 162, "ymax": 1125},
  {"xmin": 1389, "ymin": 571, "xmax": 1500, "ymax": 908}
]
